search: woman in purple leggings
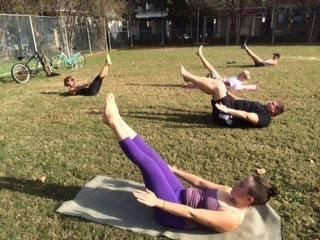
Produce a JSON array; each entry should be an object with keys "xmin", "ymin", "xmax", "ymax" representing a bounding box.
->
[{"xmin": 102, "ymin": 93, "xmax": 279, "ymax": 232}]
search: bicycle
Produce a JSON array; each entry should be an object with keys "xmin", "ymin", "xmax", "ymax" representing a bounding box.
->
[
  {"xmin": 51, "ymin": 45, "xmax": 86, "ymax": 70},
  {"xmin": 11, "ymin": 51, "xmax": 52, "ymax": 84}
]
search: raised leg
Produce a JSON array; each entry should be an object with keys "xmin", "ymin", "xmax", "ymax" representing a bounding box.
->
[
  {"xmin": 197, "ymin": 45, "xmax": 222, "ymax": 79},
  {"xmin": 98, "ymin": 54, "xmax": 112, "ymax": 79},
  {"xmin": 102, "ymin": 94, "xmax": 186, "ymax": 228},
  {"xmin": 244, "ymin": 44, "xmax": 265, "ymax": 66},
  {"xmin": 119, "ymin": 138, "xmax": 186, "ymax": 228},
  {"xmin": 87, "ymin": 54, "xmax": 112, "ymax": 95},
  {"xmin": 102, "ymin": 94, "xmax": 185, "ymax": 198},
  {"xmin": 180, "ymin": 66, "xmax": 227, "ymax": 100},
  {"xmin": 117, "ymin": 117, "xmax": 185, "ymax": 193}
]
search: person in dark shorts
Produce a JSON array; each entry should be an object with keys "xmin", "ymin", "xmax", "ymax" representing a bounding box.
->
[
  {"xmin": 64, "ymin": 54, "xmax": 111, "ymax": 96},
  {"xmin": 243, "ymin": 41, "xmax": 280, "ymax": 67},
  {"xmin": 180, "ymin": 66, "xmax": 284, "ymax": 128}
]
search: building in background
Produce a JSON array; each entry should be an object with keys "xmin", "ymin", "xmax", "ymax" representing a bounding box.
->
[
  {"xmin": 129, "ymin": 0, "xmax": 168, "ymax": 45},
  {"xmin": 125, "ymin": 0, "xmax": 320, "ymax": 46},
  {"xmin": 198, "ymin": 0, "xmax": 320, "ymax": 44}
]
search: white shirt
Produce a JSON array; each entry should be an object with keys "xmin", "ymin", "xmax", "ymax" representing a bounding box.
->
[
  {"xmin": 225, "ymin": 77, "xmax": 256, "ymax": 91},
  {"xmin": 226, "ymin": 77, "xmax": 242, "ymax": 90}
]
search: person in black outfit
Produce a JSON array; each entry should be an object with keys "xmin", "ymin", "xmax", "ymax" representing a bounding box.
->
[
  {"xmin": 180, "ymin": 66, "xmax": 284, "ymax": 128},
  {"xmin": 64, "ymin": 54, "xmax": 111, "ymax": 96}
]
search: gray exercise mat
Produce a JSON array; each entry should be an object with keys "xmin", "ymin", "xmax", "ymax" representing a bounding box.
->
[{"xmin": 56, "ymin": 176, "xmax": 281, "ymax": 240}]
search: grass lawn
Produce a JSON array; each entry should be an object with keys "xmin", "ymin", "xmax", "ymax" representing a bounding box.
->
[{"xmin": 0, "ymin": 45, "xmax": 319, "ymax": 240}]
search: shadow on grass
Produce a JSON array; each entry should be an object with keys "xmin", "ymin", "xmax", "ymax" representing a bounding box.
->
[
  {"xmin": 0, "ymin": 177, "xmax": 80, "ymax": 201},
  {"xmin": 0, "ymin": 76, "xmax": 13, "ymax": 84},
  {"xmin": 87, "ymin": 107, "xmax": 252, "ymax": 129},
  {"xmin": 40, "ymin": 91, "xmax": 71, "ymax": 97},
  {"xmin": 87, "ymin": 106, "xmax": 224, "ymax": 129},
  {"xmin": 123, "ymin": 110, "xmax": 215, "ymax": 128},
  {"xmin": 226, "ymin": 64, "xmax": 256, "ymax": 68},
  {"xmin": 126, "ymin": 83, "xmax": 183, "ymax": 88}
]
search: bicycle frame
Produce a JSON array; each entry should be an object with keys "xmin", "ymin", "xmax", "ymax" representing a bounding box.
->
[
  {"xmin": 52, "ymin": 45, "xmax": 85, "ymax": 70},
  {"xmin": 58, "ymin": 52, "xmax": 73, "ymax": 66},
  {"xmin": 11, "ymin": 50, "xmax": 50, "ymax": 83},
  {"xmin": 58, "ymin": 52, "xmax": 82, "ymax": 66},
  {"xmin": 24, "ymin": 52, "xmax": 45, "ymax": 74}
]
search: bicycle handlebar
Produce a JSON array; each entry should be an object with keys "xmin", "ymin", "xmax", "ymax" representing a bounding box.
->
[{"xmin": 58, "ymin": 44, "xmax": 77, "ymax": 51}]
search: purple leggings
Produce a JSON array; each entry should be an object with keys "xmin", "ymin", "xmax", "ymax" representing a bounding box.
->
[{"xmin": 119, "ymin": 135, "xmax": 186, "ymax": 229}]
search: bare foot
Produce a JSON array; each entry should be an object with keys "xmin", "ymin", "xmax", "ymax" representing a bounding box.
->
[
  {"xmin": 196, "ymin": 45, "xmax": 203, "ymax": 56},
  {"xmin": 180, "ymin": 65, "xmax": 190, "ymax": 82},
  {"xmin": 243, "ymin": 40, "xmax": 248, "ymax": 49},
  {"xmin": 102, "ymin": 93, "xmax": 120, "ymax": 126},
  {"xmin": 180, "ymin": 65, "xmax": 186, "ymax": 76},
  {"xmin": 105, "ymin": 54, "xmax": 112, "ymax": 66}
]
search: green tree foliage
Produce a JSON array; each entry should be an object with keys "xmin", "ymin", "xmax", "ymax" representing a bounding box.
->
[{"xmin": 0, "ymin": 0, "xmax": 128, "ymax": 19}]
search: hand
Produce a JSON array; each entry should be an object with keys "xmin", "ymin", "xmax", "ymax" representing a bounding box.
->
[
  {"xmin": 215, "ymin": 103, "xmax": 229, "ymax": 114},
  {"xmin": 168, "ymin": 165, "xmax": 178, "ymax": 173},
  {"xmin": 133, "ymin": 189, "xmax": 160, "ymax": 207}
]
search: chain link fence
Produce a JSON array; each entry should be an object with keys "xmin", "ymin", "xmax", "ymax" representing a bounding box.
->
[
  {"xmin": 0, "ymin": 14, "xmax": 115, "ymax": 77},
  {"xmin": 2, "ymin": 11, "xmax": 319, "ymax": 78}
]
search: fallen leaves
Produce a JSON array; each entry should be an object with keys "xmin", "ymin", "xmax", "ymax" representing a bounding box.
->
[
  {"xmin": 256, "ymin": 168, "xmax": 266, "ymax": 175},
  {"xmin": 36, "ymin": 176, "xmax": 47, "ymax": 183}
]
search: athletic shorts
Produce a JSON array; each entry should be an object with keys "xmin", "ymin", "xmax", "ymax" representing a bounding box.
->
[
  {"xmin": 211, "ymin": 95, "xmax": 235, "ymax": 126},
  {"xmin": 76, "ymin": 75, "xmax": 103, "ymax": 96},
  {"xmin": 255, "ymin": 61, "xmax": 266, "ymax": 67}
]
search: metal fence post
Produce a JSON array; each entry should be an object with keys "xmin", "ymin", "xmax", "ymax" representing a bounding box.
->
[
  {"xmin": 86, "ymin": 18, "xmax": 92, "ymax": 55},
  {"xmin": 29, "ymin": 16, "xmax": 38, "ymax": 52}
]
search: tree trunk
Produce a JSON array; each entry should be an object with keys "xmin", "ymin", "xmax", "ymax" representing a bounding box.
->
[
  {"xmin": 196, "ymin": 7, "xmax": 200, "ymax": 44},
  {"xmin": 97, "ymin": 17, "xmax": 105, "ymax": 51},
  {"xmin": 129, "ymin": 20, "xmax": 134, "ymax": 48},
  {"xmin": 190, "ymin": 15, "xmax": 193, "ymax": 41},
  {"xmin": 236, "ymin": 12, "xmax": 241, "ymax": 45},
  {"xmin": 15, "ymin": 16, "xmax": 23, "ymax": 56},
  {"xmin": 226, "ymin": 15, "xmax": 231, "ymax": 45},
  {"xmin": 271, "ymin": 1, "xmax": 277, "ymax": 44},
  {"xmin": 161, "ymin": 17, "xmax": 165, "ymax": 45},
  {"xmin": 309, "ymin": 12, "xmax": 316, "ymax": 43}
]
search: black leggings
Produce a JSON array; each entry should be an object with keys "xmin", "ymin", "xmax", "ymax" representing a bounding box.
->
[{"xmin": 76, "ymin": 75, "xmax": 103, "ymax": 96}]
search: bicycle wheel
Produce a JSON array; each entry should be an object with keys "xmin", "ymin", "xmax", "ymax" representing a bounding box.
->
[
  {"xmin": 51, "ymin": 55, "xmax": 65, "ymax": 69},
  {"xmin": 74, "ymin": 53, "xmax": 86, "ymax": 68},
  {"xmin": 11, "ymin": 63, "xmax": 31, "ymax": 84}
]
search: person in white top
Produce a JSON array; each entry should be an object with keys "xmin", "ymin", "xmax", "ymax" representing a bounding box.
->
[
  {"xmin": 184, "ymin": 45, "xmax": 256, "ymax": 91},
  {"xmin": 222, "ymin": 76, "xmax": 256, "ymax": 91}
]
